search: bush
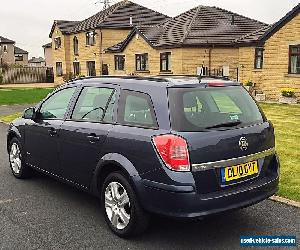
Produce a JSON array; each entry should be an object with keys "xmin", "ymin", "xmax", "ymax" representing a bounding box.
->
[
  {"xmin": 281, "ymin": 88, "xmax": 295, "ymax": 98},
  {"xmin": 244, "ymin": 80, "xmax": 253, "ymax": 86},
  {"xmin": 62, "ymin": 72, "xmax": 75, "ymax": 82}
]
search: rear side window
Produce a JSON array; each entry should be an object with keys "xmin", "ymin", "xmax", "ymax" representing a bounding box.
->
[
  {"xmin": 118, "ymin": 90, "xmax": 158, "ymax": 128},
  {"xmin": 72, "ymin": 87, "xmax": 116, "ymax": 123},
  {"xmin": 169, "ymin": 86, "xmax": 264, "ymax": 132}
]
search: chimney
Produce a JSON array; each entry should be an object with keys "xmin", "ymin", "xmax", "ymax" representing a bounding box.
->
[
  {"xmin": 231, "ymin": 14, "xmax": 235, "ymax": 25},
  {"xmin": 130, "ymin": 16, "xmax": 133, "ymax": 26}
]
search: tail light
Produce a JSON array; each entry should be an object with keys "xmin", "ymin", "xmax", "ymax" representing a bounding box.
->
[{"xmin": 152, "ymin": 134, "xmax": 190, "ymax": 172}]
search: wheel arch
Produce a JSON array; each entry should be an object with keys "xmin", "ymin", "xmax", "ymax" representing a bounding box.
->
[
  {"xmin": 90, "ymin": 153, "xmax": 141, "ymax": 198},
  {"xmin": 7, "ymin": 128, "xmax": 22, "ymax": 152}
]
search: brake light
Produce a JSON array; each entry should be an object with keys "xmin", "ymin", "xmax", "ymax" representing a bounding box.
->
[
  {"xmin": 207, "ymin": 81, "xmax": 225, "ymax": 87},
  {"xmin": 152, "ymin": 134, "xmax": 190, "ymax": 172}
]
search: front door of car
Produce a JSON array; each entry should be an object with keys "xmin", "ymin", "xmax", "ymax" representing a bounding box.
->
[
  {"xmin": 59, "ymin": 85, "xmax": 118, "ymax": 188},
  {"xmin": 24, "ymin": 87, "xmax": 77, "ymax": 176}
]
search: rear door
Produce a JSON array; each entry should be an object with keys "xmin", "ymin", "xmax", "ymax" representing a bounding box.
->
[{"xmin": 59, "ymin": 84, "xmax": 118, "ymax": 188}]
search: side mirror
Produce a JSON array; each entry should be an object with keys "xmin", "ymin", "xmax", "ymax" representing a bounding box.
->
[{"xmin": 22, "ymin": 107, "xmax": 36, "ymax": 120}]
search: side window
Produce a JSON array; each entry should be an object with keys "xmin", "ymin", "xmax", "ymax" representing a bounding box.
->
[
  {"xmin": 72, "ymin": 87, "xmax": 116, "ymax": 123},
  {"xmin": 119, "ymin": 90, "xmax": 158, "ymax": 128},
  {"xmin": 39, "ymin": 88, "xmax": 76, "ymax": 120}
]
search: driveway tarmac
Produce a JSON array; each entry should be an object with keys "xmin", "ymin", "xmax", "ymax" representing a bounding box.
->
[{"xmin": 0, "ymin": 104, "xmax": 31, "ymax": 116}]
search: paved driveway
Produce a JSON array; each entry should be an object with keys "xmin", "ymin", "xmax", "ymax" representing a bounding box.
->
[
  {"xmin": 0, "ymin": 104, "xmax": 32, "ymax": 116},
  {"xmin": 0, "ymin": 123, "xmax": 299, "ymax": 250}
]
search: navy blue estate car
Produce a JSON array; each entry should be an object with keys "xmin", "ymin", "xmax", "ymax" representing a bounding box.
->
[{"xmin": 7, "ymin": 76, "xmax": 279, "ymax": 237}]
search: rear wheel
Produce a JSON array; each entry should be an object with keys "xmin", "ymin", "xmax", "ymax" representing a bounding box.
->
[
  {"xmin": 9, "ymin": 138, "xmax": 32, "ymax": 179},
  {"xmin": 101, "ymin": 172, "xmax": 149, "ymax": 237}
]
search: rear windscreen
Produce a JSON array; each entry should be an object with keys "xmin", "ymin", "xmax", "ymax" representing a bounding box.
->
[{"xmin": 168, "ymin": 86, "xmax": 264, "ymax": 132}]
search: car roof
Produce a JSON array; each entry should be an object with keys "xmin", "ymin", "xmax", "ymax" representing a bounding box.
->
[{"xmin": 63, "ymin": 75, "xmax": 240, "ymax": 91}]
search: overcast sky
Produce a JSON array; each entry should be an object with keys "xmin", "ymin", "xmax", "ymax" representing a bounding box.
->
[{"xmin": 0, "ymin": 0, "xmax": 299, "ymax": 57}]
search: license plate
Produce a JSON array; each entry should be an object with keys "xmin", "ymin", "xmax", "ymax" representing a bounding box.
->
[{"xmin": 222, "ymin": 161, "xmax": 259, "ymax": 183}]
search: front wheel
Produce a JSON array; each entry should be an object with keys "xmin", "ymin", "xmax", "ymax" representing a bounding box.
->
[
  {"xmin": 101, "ymin": 172, "xmax": 149, "ymax": 238},
  {"xmin": 9, "ymin": 138, "xmax": 32, "ymax": 179}
]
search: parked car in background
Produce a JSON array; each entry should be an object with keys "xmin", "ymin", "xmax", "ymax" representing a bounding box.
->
[{"xmin": 7, "ymin": 76, "xmax": 280, "ymax": 237}]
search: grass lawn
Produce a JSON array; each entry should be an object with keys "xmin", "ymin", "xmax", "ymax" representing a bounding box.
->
[
  {"xmin": 258, "ymin": 103, "xmax": 300, "ymax": 202},
  {"xmin": 0, "ymin": 88, "xmax": 54, "ymax": 105}
]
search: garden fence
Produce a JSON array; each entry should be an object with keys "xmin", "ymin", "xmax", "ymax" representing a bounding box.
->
[{"xmin": 0, "ymin": 67, "xmax": 52, "ymax": 84}]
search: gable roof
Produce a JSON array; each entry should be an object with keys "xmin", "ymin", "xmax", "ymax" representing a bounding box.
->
[
  {"xmin": 0, "ymin": 36, "xmax": 15, "ymax": 44},
  {"xmin": 235, "ymin": 25, "xmax": 272, "ymax": 45},
  {"xmin": 236, "ymin": 3, "xmax": 300, "ymax": 45},
  {"xmin": 49, "ymin": 20, "xmax": 80, "ymax": 38},
  {"xmin": 107, "ymin": 5, "xmax": 268, "ymax": 52},
  {"xmin": 49, "ymin": 0, "xmax": 168, "ymax": 37},
  {"xmin": 14, "ymin": 46, "xmax": 28, "ymax": 54},
  {"xmin": 259, "ymin": 3, "xmax": 300, "ymax": 42}
]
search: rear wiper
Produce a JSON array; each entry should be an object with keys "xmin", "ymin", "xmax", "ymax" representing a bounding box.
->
[{"xmin": 205, "ymin": 121, "xmax": 241, "ymax": 129}]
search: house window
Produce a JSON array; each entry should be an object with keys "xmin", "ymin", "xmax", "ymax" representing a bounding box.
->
[
  {"xmin": 54, "ymin": 37, "xmax": 61, "ymax": 49},
  {"xmin": 86, "ymin": 32, "xmax": 96, "ymax": 46},
  {"xmin": 289, "ymin": 45, "xmax": 300, "ymax": 74},
  {"xmin": 15, "ymin": 55, "xmax": 24, "ymax": 61},
  {"xmin": 114, "ymin": 55, "xmax": 125, "ymax": 71},
  {"xmin": 73, "ymin": 62, "xmax": 80, "ymax": 76},
  {"xmin": 160, "ymin": 52, "xmax": 171, "ymax": 72},
  {"xmin": 254, "ymin": 48, "xmax": 264, "ymax": 69},
  {"xmin": 73, "ymin": 36, "xmax": 79, "ymax": 55},
  {"xmin": 136, "ymin": 53, "xmax": 148, "ymax": 71},
  {"xmin": 87, "ymin": 61, "xmax": 96, "ymax": 76},
  {"xmin": 3, "ymin": 45, "xmax": 7, "ymax": 52},
  {"xmin": 56, "ymin": 62, "xmax": 63, "ymax": 76}
]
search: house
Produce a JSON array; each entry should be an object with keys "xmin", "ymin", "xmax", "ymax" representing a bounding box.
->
[
  {"xmin": 14, "ymin": 46, "xmax": 29, "ymax": 66},
  {"xmin": 0, "ymin": 36, "xmax": 16, "ymax": 65},
  {"xmin": 105, "ymin": 5, "xmax": 266, "ymax": 80},
  {"xmin": 237, "ymin": 4, "xmax": 300, "ymax": 100},
  {"xmin": 50, "ymin": 0, "xmax": 300, "ymax": 100},
  {"xmin": 42, "ymin": 42, "xmax": 53, "ymax": 67},
  {"xmin": 0, "ymin": 35, "xmax": 29, "ymax": 66},
  {"xmin": 28, "ymin": 57, "xmax": 46, "ymax": 67},
  {"xmin": 49, "ymin": 0, "xmax": 168, "ymax": 82}
]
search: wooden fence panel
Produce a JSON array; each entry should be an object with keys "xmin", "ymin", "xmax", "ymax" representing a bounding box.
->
[{"xmin": 0, "ymin": 67, "xmax": 48, "ymax": 84}]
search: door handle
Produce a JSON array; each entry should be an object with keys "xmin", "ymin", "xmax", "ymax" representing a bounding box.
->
[
  {"xmin": 87, "ymin": 134, "xmax": 100, "ymax": 143},
  {"xmin": 48, "ymin": 128, "xmax": 57, "ymax": 137}
]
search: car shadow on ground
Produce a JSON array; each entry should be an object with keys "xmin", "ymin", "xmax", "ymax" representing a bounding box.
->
[{"xmin": 27, "ymin": 170, "xmax": 261, "ymax": 248}]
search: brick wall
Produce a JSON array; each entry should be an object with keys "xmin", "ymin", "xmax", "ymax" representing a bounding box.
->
[
  {"xmin": 52, "ymin": 25, "xmax": 68, "ymax": 84},
  {"xmin": 52, "ymin": 26, "xmax": 130, "ymax": 84},
  {"xmin": 106, "ymin": 34, "xmax": 239, "ymax": 80}
]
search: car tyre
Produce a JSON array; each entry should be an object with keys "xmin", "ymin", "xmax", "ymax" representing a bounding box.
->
[
  {"xmin": 8, "ymin": 138, "xmax": 32, "ymax": 179},
  {"xmin": 101, "ymin": 171, "xmax": 149, "ymax": 238}
]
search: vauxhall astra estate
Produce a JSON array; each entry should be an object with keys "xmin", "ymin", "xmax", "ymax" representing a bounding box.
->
[{"xmin": 7, "ymin": 76, "xmax": 280, "ymax": 237}]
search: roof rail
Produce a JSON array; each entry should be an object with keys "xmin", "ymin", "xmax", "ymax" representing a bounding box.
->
[{"xmin": 68, "ymin": 75, "xmax": 169, "ymax": 83}]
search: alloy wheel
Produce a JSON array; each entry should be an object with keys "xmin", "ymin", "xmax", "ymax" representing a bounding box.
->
[
  {"xmin": 9, "ymin": 143, "xmax": 22, "ymax": 174},
  {"xmin": 104, "ymin": 181, "xmax": 131, "ymax": 230}
]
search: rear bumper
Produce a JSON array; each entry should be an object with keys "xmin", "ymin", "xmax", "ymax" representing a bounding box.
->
[{"xmin": 134, "ymin": 175, "xmax": 279, "ymax": 218}]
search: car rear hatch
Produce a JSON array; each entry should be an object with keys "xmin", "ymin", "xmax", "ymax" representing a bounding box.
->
[{"xmin": 168, "ymin": 83, "xmax": 277, "ymax": 194}]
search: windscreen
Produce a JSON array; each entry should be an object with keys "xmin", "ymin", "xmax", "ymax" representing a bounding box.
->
[{"xmin": 168, "ymin": 86, "xmax": 264, "ymax": 132}]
